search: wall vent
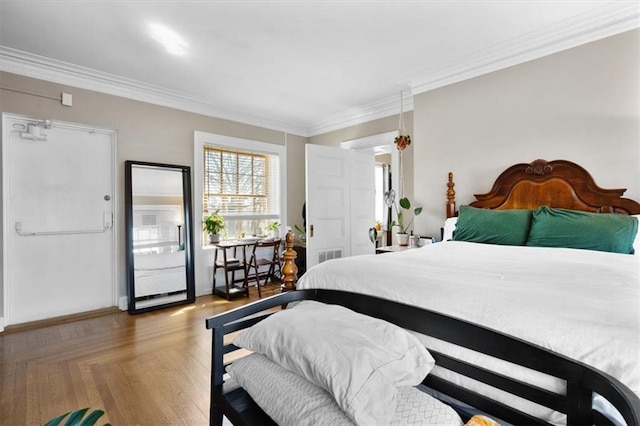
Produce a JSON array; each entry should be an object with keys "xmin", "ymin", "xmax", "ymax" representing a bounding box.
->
[
  {"xmin": 318, "ymin": 249, "xmax": 343, "ymax": 264},
  {"xmin": 141, "ymin": 214, "xmax": 157, "ymax": 226}
]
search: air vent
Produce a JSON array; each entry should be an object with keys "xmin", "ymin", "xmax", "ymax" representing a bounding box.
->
[
  {"xmin": 142, "ymin": 214, "xmax": 157, "ymax": 226},
  {"xmin": 318, "ymin": 249, "xmax": 343, "ymax": 264}
]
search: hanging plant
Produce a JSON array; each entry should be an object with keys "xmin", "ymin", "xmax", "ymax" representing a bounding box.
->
[
  {"xmin": 394, "ymin": 89, "xmax": 411, "ymax": 151},
  {"xmin": 394, "ymin": 134, "xmax": 411, "ymax": 151}
]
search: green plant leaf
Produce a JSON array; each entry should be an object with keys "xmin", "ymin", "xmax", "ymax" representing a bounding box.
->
[
  {"xmin": 66, "ymin": 408, "xmax": 90, "ymax": 425},
  {"xmin": 79, "ymin": 409, "xmax": 106, "ymax": 426},
  {"xmin": 399, "ymin": 197, "xmax": 410, "ymax": 210},
  {"xmin": 44, "ymin": 408, "xmax": 107, "ymax": 426},
  {"xmin": 44, "ymin": 411, "xmax": 70, "ymax": 426},
  {"xmin": 414, "ymin": 207, "xmax": 423, "ymax": 216},
  {"xmin": 268, "ymin": 221, "xmax": 280, "ymax": 230}
]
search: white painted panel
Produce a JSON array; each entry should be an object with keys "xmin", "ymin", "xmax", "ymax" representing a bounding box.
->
[
  {"xmin": 316, "ymin": 156, "xmax": 345, "ymax": 177},
  {"xmin": 316, "ymin": 187, "xmax": 345, "ymax": 209},
  {"xmin": 306, "ymin": 144, "xmax": 350, "ymax": 269},
  {"xmin": 3, "ymin": 115, "xmax": 115, "ymax": 325},
  {"xmin": 314, "ymin": 218, "xmax": 345, "ymax": 239}
]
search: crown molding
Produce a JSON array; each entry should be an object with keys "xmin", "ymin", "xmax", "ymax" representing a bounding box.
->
[
  {"xmin": 308, "ymin": 2, "xmax": 639, "ymax": 136},
  {"xmin": 0, "ymin": 46, "xmax": 309, "ymax": 137},
  {"xmin": 307, "ymin": 94, "xmax": 414, "ymax": 137},
  {"xmin": 403, "ymin": 2, "xmax": 640, "ymax": 95},
  {"xmin": 1, "ymin": 2, "xmax": 637, "ymax": 138}
]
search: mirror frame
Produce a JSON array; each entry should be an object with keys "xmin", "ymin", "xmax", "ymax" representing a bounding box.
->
[{"xmin": 125, "ymin": 160, "xmax": 195, "ymax": 314}]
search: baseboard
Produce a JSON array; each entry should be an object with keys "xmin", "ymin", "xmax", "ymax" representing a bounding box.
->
[
  {"xmin": 2, "ymin": 307, "xmax": 120, "ymax": 334},
  {"xmin": 118, "ymin": 296, "xmax": 128, "ymax": 311},
  {"xmin": 0, "ymin": 316, "xmax": 4, "ymax": 333}
]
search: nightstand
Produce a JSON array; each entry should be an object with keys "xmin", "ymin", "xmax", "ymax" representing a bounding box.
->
[{"xmin": 376, "ymin": 236, "xmax": 435, "ymax": 254}]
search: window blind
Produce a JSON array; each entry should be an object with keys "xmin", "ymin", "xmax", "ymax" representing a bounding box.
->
[{"xmin": 203, "ymin": 146, "xmax": 280, "ymax": 221}]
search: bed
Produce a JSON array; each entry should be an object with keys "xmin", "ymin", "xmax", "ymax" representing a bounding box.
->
[{"xmin": 206, "ymin": 159, "xmax": 640, "ymax": 425}]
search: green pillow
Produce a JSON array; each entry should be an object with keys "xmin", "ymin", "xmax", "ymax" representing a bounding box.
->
[
  {"xmin": 526, "ymin": 206, "xmax": 638, "ymax": 254},
  {"xmin": 452, "ymin": 205, "xmax": 533, "ymax": 246}
]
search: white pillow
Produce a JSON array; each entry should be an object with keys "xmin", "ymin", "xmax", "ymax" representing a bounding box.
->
[
  {"xmin": 233, "ymin": 301, "xmax": 435, "ymax": 425},
  {"xmin": 443, "ymin": 217, "xmax": 458, "ymax": 241},
  {"xmin": 228, "ymin": 353, "xmax": 353, "ymax": 426},
  {"xmin": 227, "ymin": 353, "xmax": 463, "ymax": 426},
  {"xmin": 634, "ymin": 215, "xmax": 640, "ymax": 254}
]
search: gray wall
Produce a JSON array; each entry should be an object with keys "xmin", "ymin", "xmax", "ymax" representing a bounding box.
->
[
  {"xmin": 413, "ymin": 29, "xmax": 640, "ymax": 238},
  {"xmin": 0, "ymin": 72, "xmax": 307, "ymax": 316}
]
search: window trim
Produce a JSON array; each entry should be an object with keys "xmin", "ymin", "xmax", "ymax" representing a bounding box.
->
[{"xmin": 194, "ymin": 131, "xmax": 287, "ymax": 249}]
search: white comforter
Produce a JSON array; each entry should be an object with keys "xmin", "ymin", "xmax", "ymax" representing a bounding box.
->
[{"xmin": 297, "ymin": 241, "xmax": 640, "ymax": 404}]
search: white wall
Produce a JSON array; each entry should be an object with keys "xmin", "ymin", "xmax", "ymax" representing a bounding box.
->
[{"xmin": 413, "ymin": 29, "xmax": 640, "ymax": 238}]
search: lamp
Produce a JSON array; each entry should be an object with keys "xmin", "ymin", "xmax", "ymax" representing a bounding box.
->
[{"xmin": 394, "ymin": 90, "xmax": 411, "ymax": 151}]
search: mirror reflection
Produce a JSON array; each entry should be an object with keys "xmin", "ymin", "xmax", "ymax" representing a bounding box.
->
[{"xmin": 125, "ymin": 161, "xmax": 195, "ymax": 313}]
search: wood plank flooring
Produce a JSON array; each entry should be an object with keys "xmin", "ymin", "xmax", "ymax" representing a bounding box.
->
[{"xmin": 1, "ymin": 285, "xmax": 281, "ymax": 425}]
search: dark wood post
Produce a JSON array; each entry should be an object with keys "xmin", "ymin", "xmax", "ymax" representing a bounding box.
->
[
  {"xmin": 281, "ymin": 231, "xmax": 298, "ymax": 291},
  {"xmin": 446, "ymin": 172, "xmax": 456, "ymax": 218}
]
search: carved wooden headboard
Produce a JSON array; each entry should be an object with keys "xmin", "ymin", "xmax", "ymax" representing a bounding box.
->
[{"xmin": 446, "ymin": 159, "xmax": 640, "ymax": 218}]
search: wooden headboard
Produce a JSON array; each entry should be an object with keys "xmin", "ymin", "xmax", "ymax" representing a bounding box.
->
[{"xmin": 446, "ymin": 159, "xmax": 640, "ymax": 218}]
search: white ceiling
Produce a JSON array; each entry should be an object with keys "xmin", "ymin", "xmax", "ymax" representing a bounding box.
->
[{"xmin": 1, "ymin": 1, "xmax": 638, "ymax": 137}]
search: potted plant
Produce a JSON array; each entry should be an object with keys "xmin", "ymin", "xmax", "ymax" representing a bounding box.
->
[
  {"xmin": 394, "ymin": 134, "xmax": 411, "ymax": 151},
  {"xmin": 267, "ymin": 221, "xmax": 280, "ymax": 239},
  {"xmin": 385, "ymin": 191, "xmax": 422, "ymax": 246},
  {"xmin": 203, "ymin": 211, "xmax": 224, "ymax": 244}
]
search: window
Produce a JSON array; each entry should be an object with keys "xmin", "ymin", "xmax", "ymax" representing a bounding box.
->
[{"xmin": 197, "ymin": 132, "xmax": 286, "ymax": 242}]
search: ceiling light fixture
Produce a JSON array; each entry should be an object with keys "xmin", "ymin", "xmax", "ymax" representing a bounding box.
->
[{"xmin": 148, "ymin": 23, "xmax": 188, "ymax": 56}]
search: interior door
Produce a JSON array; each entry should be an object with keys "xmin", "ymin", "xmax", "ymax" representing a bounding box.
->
[
  {"xmin": 305, "ymin": 144, "xmax": 374, "ymax": 270},
  {"xmin": 3, "ymin": 114, "xmax": 116, "ymax": 326}
]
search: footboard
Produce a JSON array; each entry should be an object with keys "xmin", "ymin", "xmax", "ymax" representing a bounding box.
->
[{"xmin": 205, "ymin": 289, "xmax": 640, "ymax": 426}]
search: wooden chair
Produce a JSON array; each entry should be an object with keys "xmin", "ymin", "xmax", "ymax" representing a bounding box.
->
[
  {"xmin": 248, "ymin": 238, "xmax": 282, "ymax": 297},
  {"xmin": 212, "ymin": 241, "xmax": 254, "ymax": 300}
]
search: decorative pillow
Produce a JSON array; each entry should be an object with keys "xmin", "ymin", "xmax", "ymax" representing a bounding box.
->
[
  {"xmin": 442, "ymin": 217, "xmax": 458, "ymax": 241},
  {"xmin": 526, "ymin": 206, "xmax": 638, "ymax": 254},
  {"xmin": 452, "ymin": 205, "xmax": 533, "ymax": 246},
  {"xmin": 227, "ymin": 353, "xmax": 463, "ymax": 426},
  {"xmin": 233, "ymin": 301, "xmax": 435, "ymax": 425},
  {"xmin": 634, "ymin": 215, "xmax": 640, "ymax": 254}
]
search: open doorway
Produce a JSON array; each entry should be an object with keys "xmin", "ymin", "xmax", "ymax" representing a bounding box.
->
[{"xmin": 341, "ymin": 131, "xmax": 399, "ymax": 246}]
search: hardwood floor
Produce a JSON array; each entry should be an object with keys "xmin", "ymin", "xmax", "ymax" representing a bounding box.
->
[{"xmin": 0, "ymin": 285, "xmax": 281, "ymax": 425}]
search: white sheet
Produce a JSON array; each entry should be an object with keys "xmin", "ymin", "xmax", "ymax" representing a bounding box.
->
[{"xmin": 297, "ymin": 242, "xmax": 640, "ymax": 420}]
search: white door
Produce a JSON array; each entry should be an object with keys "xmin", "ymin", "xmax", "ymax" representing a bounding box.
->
[
  {"xmin": 305, "ymin": 145, "xmax": 375, "ymax": 270},
  {"xmin": 3, "ymin": 114, "xmax": 116, "ymax": 326}
]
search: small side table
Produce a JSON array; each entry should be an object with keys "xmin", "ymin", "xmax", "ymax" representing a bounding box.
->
[
  {"xmin": 212, "ymin": 240, "xmax": 255, "ymax": 300},
  {"xmin": 376, "ymin": 236, "xmax": 435, "ymax": 254}
]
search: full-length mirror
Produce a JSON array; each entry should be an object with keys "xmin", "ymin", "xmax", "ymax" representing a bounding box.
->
[{"xmin": 125, "ymin": 161, "xmax": 195, "ymax": 314}]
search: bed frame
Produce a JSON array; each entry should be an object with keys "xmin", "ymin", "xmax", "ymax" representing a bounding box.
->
[
  {"xmin": 207, "ymin": 158, "xmax": 640, "ymax": 425},
  {"xmin": 446, "ymin": 159, "xmax": 640, "ymax": 217},
  {"xmin": 206, "ymin": 289, "xmax": 640, "ymax": 426}
]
